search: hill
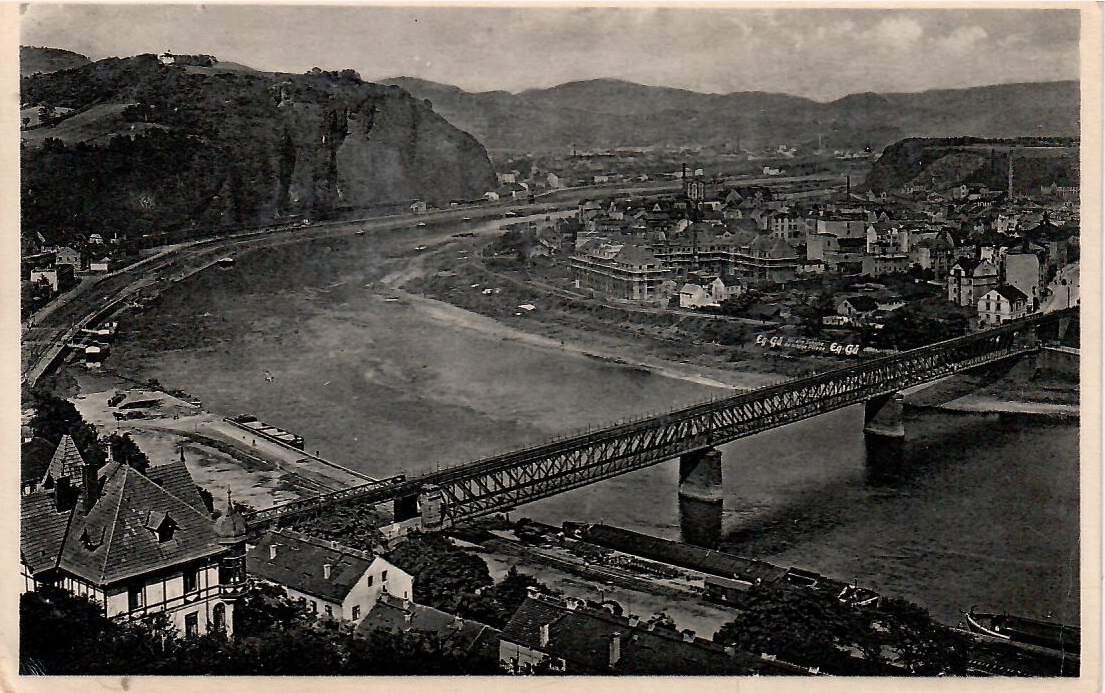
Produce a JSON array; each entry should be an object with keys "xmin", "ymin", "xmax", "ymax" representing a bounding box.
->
[
  {"xmin": 382, "ymin": 77, "xmax": 1079, "ymax": 154},
  {"xmin": 20, "ymin": 46, "xmax": 91, "ymax": 77},
  {"xmin": 21, "ymin": 53, "xmax": 495, "ymax": 247},
  {"xmin": 862, "ymin": 137, "xmax": 1079, "ymax": 194}
]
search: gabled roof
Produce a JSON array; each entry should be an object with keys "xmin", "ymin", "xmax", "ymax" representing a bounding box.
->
[
  {"xmin": 357, "ymin": 594, "xmax": 500, "ymax": 660},
  {"xmin": 501, "ymin": 596, "xmax": 756, "ymax": 675},
  {"xmin": 989, "ymin": 285, "xmax": 1029, "ymax": 304},
  {"xmin": 41, "ymin": 435, "xmax": 85, "ymax": 486},
  {"xmin": 247, "ymin": 529, "xmax": 394, "ymax": 604},
  {"xmin": 145, "ymin": 459, "xmax": 209, "ymax": 514},
  {"xmin": 56, "ymin": 463, "xmax": 223, "ymax": 585}
]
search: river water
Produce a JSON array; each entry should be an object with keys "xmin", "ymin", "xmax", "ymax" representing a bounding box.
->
[{"xmin": 106, "ymin": 231, "xmax": 1080, "ymax": 627}]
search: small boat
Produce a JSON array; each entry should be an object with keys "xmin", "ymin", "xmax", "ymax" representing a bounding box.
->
[
  {"xmin": 217, "ymin": 257, "xmax": 236, "ymax": 268},
  {"xmin": 383, "ymin": 296, "xmax": 401, "ymax": 303},
  {"xmin": 965, "ymin": 608, "xmax": 1080, "ymax": 655},
  {"xmin": 355, "ymin": 229, "xmax": 366, "ymax": 236}
]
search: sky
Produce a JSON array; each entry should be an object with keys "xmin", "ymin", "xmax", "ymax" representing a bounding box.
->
[{"xmin": 19, "ymin": 4, "xmax": 1081, "ymax": 101}]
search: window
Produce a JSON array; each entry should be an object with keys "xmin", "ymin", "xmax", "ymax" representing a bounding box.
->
[
  {"xmin": 367, "ymin": 575, "xmax": 374, "ymax": 587},
  {"xmin": 185, "ymin": 612, "xmax": 199, "ymax": 638},
  {"xmin": 127, "ymin": 584, "xmax": 144, "ymax": 612},
  {"xmin": 381, "ymin": 570, "xmax": 388, "ymax": 583},
  {"xmin": 212, "ymin": 603, "xmax": 226, "ymax": 631},
  {"xmin": 351, "ymin": 605, "xmax": 361, "ymax": 620},
  {"xmin": 182, "ymin": 567, "xmax": 198, "ymax": 594},
  {"xmin": 324, "ymin": 604, "xmax": 333, "ymax": 618},
  {"xmin": 311, "ymin": 600, "xmax": 318, "ymax": 613}
]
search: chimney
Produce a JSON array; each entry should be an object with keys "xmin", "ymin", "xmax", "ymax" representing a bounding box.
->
[
  {"xmin": 627, "ymin": 614, "xmax": 640, "ymax": 627},
  {"xmin": 608, "ymin": 632, "xmax": 622, "ymax": 667},
  {"xmin": 539, "ymin": 623, "xmax": 550, "ymax": 648},
  {"xmin": 681, "ymin": 629, "xmax": 696, "ymax": 643},
  {"xmin": 323, "ymin": 563, "xmax": 332, "ymax": 579},
  {"xmin": 403, "ymin": 612, "xmax": 413, "ymax": 627},
  {"xmin": 81, "ymin": 463, "xmax": 98, "ymax": 514},
  {"xmin": 269, "ymin": 543, "xmax": 279, "ymax": 560},
  {"xmin": 452, "ymin": 615, "xmax": 464, "ymax": 630}
]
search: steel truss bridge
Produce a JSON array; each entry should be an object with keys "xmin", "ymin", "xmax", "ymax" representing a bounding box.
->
[{"xmin": 245, "ymin": 308, "xmax": 1075, "ymax": 530}]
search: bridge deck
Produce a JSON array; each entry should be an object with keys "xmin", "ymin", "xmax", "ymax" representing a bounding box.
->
[{"xmin": 246, "ymin": 308, "xmax": 1073, "ymax": 528}]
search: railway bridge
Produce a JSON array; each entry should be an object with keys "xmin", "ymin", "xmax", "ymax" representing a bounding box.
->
[{"xmin": 244, "ymin": 308, "xmax": 1076, "ymax": 532}]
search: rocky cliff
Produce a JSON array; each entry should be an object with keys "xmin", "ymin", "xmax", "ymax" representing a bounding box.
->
[{"xmin": 21, "ymin": 52, "xmax": 494, "ymax": 246}]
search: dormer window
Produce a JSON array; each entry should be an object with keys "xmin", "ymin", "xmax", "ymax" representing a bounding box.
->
[{"xmin": 144, "ymin": 511, "xmax": 178, "ymax": 542}]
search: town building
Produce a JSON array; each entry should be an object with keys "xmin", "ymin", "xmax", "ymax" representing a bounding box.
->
[
  {"xmin": 499, "ymin": 592, "xmax": 805, "ymax": 675},
  {"xmin": 20, "ymin": 443, "xmax": 247, "ymax": 636},
  {"xmin": 29, "ymin": 265, "xmax": 75, "ymax": 293},
  {"xmin": 245, "ymin": 529, "xmax": 413, "ymax": 623},
  {"xmin": 1003, "ymin": 248, "xmax": 1043, "ymax": 310},
  {"xmin": 947, "ymin": 257, "xmax": 999, "ymax": 307},
  {"xmin": 53, "ymin": 246, "xmax": 82, "ymax": 269},
  {"xmin": 570, "ymin": 242, "xmax": 670, "ymax": 301},
  {"xmin": 977, "ymin": 286, "xmax": 1030, "ymax": 327},
  {"xmin": 356, "ymin": 593, "xmax": 500, "ymax": 663}
]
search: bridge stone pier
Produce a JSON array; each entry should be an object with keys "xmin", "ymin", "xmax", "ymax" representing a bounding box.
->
[
  {"xmin": 863, "ymin": 392, "xmax": 905, "ymax": 467},
  {"xmin": 678, "ymin": 447, "xmax": 724, "ymax": 503}
]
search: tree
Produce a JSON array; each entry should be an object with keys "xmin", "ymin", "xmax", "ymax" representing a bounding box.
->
[
  {"xmin": 107, "ymin": 432, "xmax": 151, "ymax": 474},
  {"xmin": 26, "ymin": 390, "xmax": 106, "ymax": 471},
  {"xmin": 385, "ymin": 534, "xmax": 494, "ymax": 613},
  {"xmin": 713, "ymin": 586, "xmax": 878, "ymax": 674}
]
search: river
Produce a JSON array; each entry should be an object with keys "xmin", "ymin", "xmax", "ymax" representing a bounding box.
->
[{"xmin": 105, "ymin": 228, "xmax": 1080, "ymax": 627}]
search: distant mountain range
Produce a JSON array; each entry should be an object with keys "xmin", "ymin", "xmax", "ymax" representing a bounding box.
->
[{"xmin": 382, "ymin": 77, "xmax": 1080, "ymax": 154}]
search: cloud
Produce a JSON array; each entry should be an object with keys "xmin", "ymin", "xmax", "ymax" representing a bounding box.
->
[
  {"xmin": 869, "ymin": 16, "xmax": 925, "ymax": 46},
  {"xmin": 937, "ymin": 26, "xmax": 990, "ymax": 52}
]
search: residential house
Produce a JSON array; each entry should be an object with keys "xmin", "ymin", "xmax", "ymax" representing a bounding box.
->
[
  {"xmin": 89, "ymin": 257, "xmax": 115, "ymax": 273},
  {"xmin": 356, "ymin": 593, "xmax": 500, "ymax": 664},
  {"xmin": 678, "ymin": 283, "xmax": 711, "ymax": 309},
  {"xmin": 20, "ymin": 444, "xmax": 248, "ymax": 636},
  {"xmin": 910, "ymin": 236, "xmax": 954, "ymax": 279},
  {"xmin": 246, "ymin": 529, "xmax": 412, "ymax": 623},
  {"xmin": 947, "ymin": 257, "xmax": 999, "ymax": 307},
  {"xmin": 409, "ymin": 201, "xmax": 428, "ymax": 214},
  {"xmin": 54, "ymin": 246, "xmax": 82, "ymax": 269},
  {"xmin": 977, "ymin": 286, "xmax": 1030, "ymax": 327},
  {"xmin": 29, "ymin": 265, "xmax": 76, "ymax": 293},
  {"xmin": 837, "ymin": 295, "xmax": 880, "ymax": 323},
  {"xmin": 499, "ymin": 592, "xmax": 807, "ymax": 675}
]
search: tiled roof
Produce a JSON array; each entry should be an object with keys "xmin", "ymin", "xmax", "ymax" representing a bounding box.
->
[
  {"xmin": 246, "ymin": 530, "xmax": 382, "ymax": 603},
  {"xmin": 358, "ymin": 594, "xmax": 500, "ymax": 660},
  {"xmin": 41, "ymin": 435, "xmax": 85, "ymax": 486},
  {"xmin": 20, "ymin": 492, "xmax": 72, "ymax": 575},
  {"xmin": 145, "ymin": 459, "xmax": 209, "ymax": 515},
  {"xmin": 501, "ymin": 596, "xmax": 752, "ymax": 675},
  {"xmin": 992, "ymin": 285, "xmax": 1029, "ymax": 304},
  {"xmin": 57, "ymin": 463, "xmax": 224, "ymax": 585}
]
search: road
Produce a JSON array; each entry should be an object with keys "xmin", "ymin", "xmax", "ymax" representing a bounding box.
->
[{"xmin": 1042, "ymin": 261, "xmax": 1079, "ymax": 313}]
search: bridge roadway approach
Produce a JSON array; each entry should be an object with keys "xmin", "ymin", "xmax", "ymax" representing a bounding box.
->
[{"xmin": 245, "ymin": 308, "xmax": 1075, "ymax": 532}]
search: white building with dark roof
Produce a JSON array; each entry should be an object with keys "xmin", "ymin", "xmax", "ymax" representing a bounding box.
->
[
  {"xmin": 20, "ymin": 444, "xmax": 248, "ymax": 637},
  {"xmin": 246, "ymin": 529, "xmax": 412, "ymax": 623},
  {"xmin": 978, "ymin": 286, "xmax": 1030, "ymax": 327}
]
